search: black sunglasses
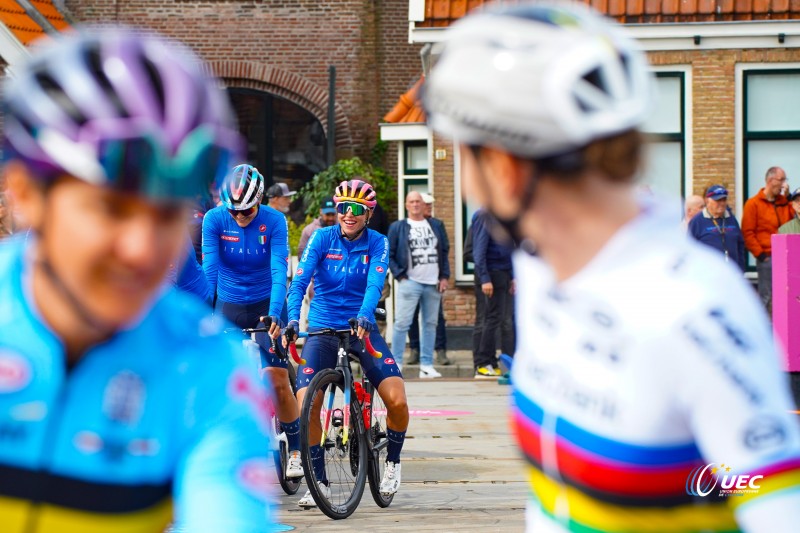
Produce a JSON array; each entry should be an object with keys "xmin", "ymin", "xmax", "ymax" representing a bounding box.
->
[{"xmin": 228, "ymin": 206, "xmax": 257, "ymax": 218}]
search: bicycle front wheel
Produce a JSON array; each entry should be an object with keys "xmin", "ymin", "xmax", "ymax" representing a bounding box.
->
[
  {"xmin": 364, "ymin": 378, "xmax": 394, "ymax": 507},
  {"xmin": 300, "ymin": 369, "xmax": 367, "ymax": 519}
]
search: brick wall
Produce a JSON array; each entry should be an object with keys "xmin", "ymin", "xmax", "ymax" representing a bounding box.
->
[
  {"xmin": 64, "ymin": 0, "xmax": 390, "ymax": 160},
  {"xmin": 650, "ymin": 47, "xmax": 800, "ymax": 205}
]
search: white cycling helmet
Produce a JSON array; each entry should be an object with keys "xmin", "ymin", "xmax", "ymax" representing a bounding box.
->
[{"xmin": 424, "ymin": 2, "xmax": 653, "ymax": 159}]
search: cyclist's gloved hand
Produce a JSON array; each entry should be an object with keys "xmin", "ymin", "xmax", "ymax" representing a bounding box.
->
[
  {"xmin": 265, "ymin": 315, "xmax": 283, "ymax": 339},
  {"xmin": 354, "ymin": 316, "xmax": 373, "ymax": 339},
  {"xmin": 283, "ymin": 320, "xmax": 300, "ymax": 347}
]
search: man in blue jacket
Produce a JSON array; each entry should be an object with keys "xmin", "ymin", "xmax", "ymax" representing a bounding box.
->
[
  {"xmin": 471, "ymin": 209, "xmax": 515, "ymax": 378},
  {"xmin": 688, "ymin": 184, "xmax": 746, "ymax": 272},
  {"xmin": 388, "ymin": 191, "xmax": 450, "ymax": 377}
]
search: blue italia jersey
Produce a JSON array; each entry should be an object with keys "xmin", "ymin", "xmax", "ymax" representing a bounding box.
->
[
  {"xmin": 0, "ymin": 237, "xmax": 275, "ymax": 532},
  {"xmin": 288, "ymin": 226, "xmax": 389, "ymax": 329},
  {"xmin": 202, "ymin": 204, "xmax": 288, "ymax": 314}
]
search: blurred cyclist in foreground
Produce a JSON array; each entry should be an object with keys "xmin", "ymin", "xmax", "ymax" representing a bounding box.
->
[
  {"xmin": 0, "ymin": 29, "xmax": 273, "ymax": 532},
  {"xmin": 425, "ymin": 2, "xmax": 800, "ymax": 532}
]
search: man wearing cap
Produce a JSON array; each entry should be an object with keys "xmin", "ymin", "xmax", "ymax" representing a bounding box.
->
[
  {"xmin": 407, "ymin": 193, "xmax": 452, "ymax": 366},
  {"xmin": 742, "ymin": 166, "xmax": 795, "ymax": 313},
  {"xmin": 267, "ymin": 182, "xmax": 297, "ymax": 214},
  {"xmin": 297, "ymin": 197, "xmax": 339, "ymax": 330},
  {"xmin": 778, "ymin": 188, "xmax": 800, "ymax": 234},
  {"xmin": 688, "ymin": 185, "xmax": 746, "ymax": 271}
]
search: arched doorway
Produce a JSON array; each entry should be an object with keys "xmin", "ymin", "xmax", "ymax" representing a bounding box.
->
[{"xmin": 228, "ymin": 87, "xmax": 327, "ymax": 224}]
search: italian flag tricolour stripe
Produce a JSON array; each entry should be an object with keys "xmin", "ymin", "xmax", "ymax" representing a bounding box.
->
[
  {"xmin": 361, "ymin": 255, "xmax": 369, "ymax": 264},
  {"xmin": 258, "ymin": 235, "xmax": 267, "ymax": 245}
]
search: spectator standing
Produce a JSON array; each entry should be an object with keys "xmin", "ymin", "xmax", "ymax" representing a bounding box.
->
[
  {"xmin": 388, "ymin": 191, "xmax": 450, "ymax": 377},
  {"xmin": 297, "ymin": 196, "xmax": 338, "ymax": 258},
  {"xmin": 471, "ymin": 209, "xmax": 515, "ymax": 378},
  {"xmin": 267, "ymin": 182, "xmax": 296, "ymax": 214},
  {"xmin": 407, "ymin": 193, "xmax": 451, "ymax": 366},
  {"xmin": 682, "ymin": 194, "xmax": 704, "ymax": 230},
  {"xmin": 688, "ymin": 185, "xmax": 746, "ymax": 271},
  {"xmin": 742, "ymin": 166, "xmax": 794, "ymax": 313},
  {"xmin": 778, "ymin": 187, "xmax": 800, "ymax": 234}
]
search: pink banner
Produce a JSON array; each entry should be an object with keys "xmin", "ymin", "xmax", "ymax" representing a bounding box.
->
[{"xmin": 772, "ymin": 234, "xmax": 800, "ymax": 371}]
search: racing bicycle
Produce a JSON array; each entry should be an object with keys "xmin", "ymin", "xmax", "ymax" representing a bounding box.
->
[{"xmin": 289, "ymin": 319, "xmax": 394, "ymax": 519}]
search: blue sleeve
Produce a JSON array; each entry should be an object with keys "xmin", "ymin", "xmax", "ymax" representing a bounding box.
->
[
  {"xmin": 437, "ymin": 219, "xmax": 451, "ymax": 280},
  {"xmin": 472, "ymin": 214, "xmax": 491, "ymax": 284},
  {"xmin": 687, "ymin": 215, "xmax": 702, "ymax": 242},
  {"xmin": 358, "ymin": 232, "xmax": 390, "ymax": 322},
  {"xmin": 287, "ymin": 229, "xmax": 323, "ymax": 323},
  {"xmin": 173, "ymin": 336, "xmax": 274, "ymax": 532},
  {"xmin": 177, "ymin": 235, "xmax": 213, "ymax": 303},
  {"xmin": 268, "ymin": 214, "xmax": 289, "ymax": 318},
  {"xmin": 202, "ymin": 210, "xmax": 220, "ymax": 298},
  {"xmin": 387, "ymin": 221, "xmax": 404, "ymax": 279}
]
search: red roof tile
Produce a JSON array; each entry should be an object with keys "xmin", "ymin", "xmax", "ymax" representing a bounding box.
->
[
  {"xmin": 383, "ymin": 76, "xmax": 426, "ymax": 124},
  {"xmin": 0, "ymin": 0, "xmax": 70, "ymax": 46},
  {"xmin": 415, "ymin": 0, "xmax": 800, "ymax": 25}
]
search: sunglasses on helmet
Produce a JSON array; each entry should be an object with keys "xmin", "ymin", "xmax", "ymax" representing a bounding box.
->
[
  {"xmin": 70, "ymin": 122, "xmax": 242, "ymax": 201},
  {"xmin": 336, "ymin": 202, "xmax": 369, "ymax": 216}
]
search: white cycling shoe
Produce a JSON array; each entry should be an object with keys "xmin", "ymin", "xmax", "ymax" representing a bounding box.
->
[
  {"xmin": 380, "ymin": 461, "xmax": 401, "ymax": 495},
  {"xmin": 286, "ymin": 450, "xmax": 303, "ymax": 479},
  {"xmin": 298, "ymin": 481, "xmax": 331, "ymax": 508}
]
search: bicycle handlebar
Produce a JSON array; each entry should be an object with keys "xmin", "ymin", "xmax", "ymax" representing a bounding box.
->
[{"xmin": 288, "ymin": 325, "xmax": 382, "ymax": 360}]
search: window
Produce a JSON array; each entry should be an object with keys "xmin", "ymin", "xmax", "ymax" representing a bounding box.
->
[
  {"xmin": 640, "ymin": 71, "xmax": 688, "ymax": 199},
  {"xmin": 227, "ymin": 88, "xmax": 327, "ymax": 224},
  {"xmin": 399, "ymin": 140, "xmax": 430, "ymax": 217},
  {"xmin": 741, "ymin": 68, "xmax": 800, "ymax": 268}
]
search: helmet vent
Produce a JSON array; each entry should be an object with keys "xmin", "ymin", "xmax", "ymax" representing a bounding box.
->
[
  {"xmin": 86, "ymin": 44, "xmax": 129, "ymax": 118},
  {"xmin": 34, "ymin": 70, "xmax": 87, "ymax": 127},
  {"xmin": 140, "ymin": 55, "xmax": 166, "ymax": 121}
]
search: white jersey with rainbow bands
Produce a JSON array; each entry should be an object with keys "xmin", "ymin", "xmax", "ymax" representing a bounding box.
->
[{"xmin": 511, "ymin": 200, "xmax": 800, "ymax": 533}]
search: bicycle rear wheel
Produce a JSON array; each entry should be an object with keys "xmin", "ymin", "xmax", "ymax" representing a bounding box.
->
[
  {"xmin": 300, "ymin": 369, "xmax": 367, "ymax": 519},
  {"xmin": 364, "ymin": 379, "xmax": 394, "ymax": 507}
]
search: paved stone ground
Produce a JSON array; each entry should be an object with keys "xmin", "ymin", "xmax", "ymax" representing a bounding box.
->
[{"xmin": 271, "ymin": 379, "xmax": 527, "ymax": 532}]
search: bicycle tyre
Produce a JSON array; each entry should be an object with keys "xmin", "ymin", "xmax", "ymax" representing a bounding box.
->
[
  {"xmin": 275, "ymin": 363, "xmax": 302, "ymax": 495},
  {"xmin": 300, "ymin": 369, "xmax": 367, "ymax": 519},
  {"xmin": 364, "ymin": 379, "xmax": 394, "ymax": 507}
]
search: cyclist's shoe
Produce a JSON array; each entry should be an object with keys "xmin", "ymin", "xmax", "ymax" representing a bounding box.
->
[
  {"xmin": 406, "ymin": 348, "xmax": 420, "ymax": 365},
  {"xmin": 380, "ymin": 461, "xmax": 402, "ymax": 495},
  {"xmin": 286, "ymin": 450, "xmax": 303, "ymax": 479},
  {"xmin": 298, "ymin": 481, "xmax": 330, "ymax": 508},
  {"xmin": 419, "ymin": 365, "xmax": 442, "ymax": 379},
  {"xmin": 436, "ymin": 349, "xmax": 453, "ymax": 366},
  {"xmin": 475, "ymin": 365, "xmax": 499, "ymax": 379}
]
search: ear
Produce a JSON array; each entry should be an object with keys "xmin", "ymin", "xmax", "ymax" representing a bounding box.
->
[
  {"xmin": 4, "ymin": 161, "xmax": 47, "ymax": 230},
  {"xmin": 474, "ymin": 146, "xmax": 533, "ymax": 218}
]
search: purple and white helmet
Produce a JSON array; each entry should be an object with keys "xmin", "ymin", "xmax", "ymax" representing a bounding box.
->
[{"xmin": 2, "ymin": 28, "xmax": 243, "ymax": 200}]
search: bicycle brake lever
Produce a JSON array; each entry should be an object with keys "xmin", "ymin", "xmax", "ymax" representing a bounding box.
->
[
  {"xmin": 288, "ymin": 342, "xmax": 306, "ymax": 365},
  {"xmin": 363, "ymin": 335, "xmax": 382, "ymax": 359}
]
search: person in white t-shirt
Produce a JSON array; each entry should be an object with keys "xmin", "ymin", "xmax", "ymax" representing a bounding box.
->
[
  {"xmin": 388, "ymin": 191, "xmax": 450, "ymax": 377},
  {"xmin": 424, "ymin": 2, "xmax": 800, "ymax": 532}
]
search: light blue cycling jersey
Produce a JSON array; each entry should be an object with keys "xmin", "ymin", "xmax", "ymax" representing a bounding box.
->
[
  {"xmin": 0, "ymin": 237, "xmax": 275, "ymax": 532},
  {"xmin": 288, "ymin": 225, "xmax": 389, "ymax": 329},
  {"xmin": 202, "ymin": 204, "xmax": 288, "ymax": 315}
]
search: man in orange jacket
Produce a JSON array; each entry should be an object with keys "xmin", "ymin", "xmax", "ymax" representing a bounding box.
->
[{"xmin": 742, "ymin": 166, "xmax": 795, "ymax": 314}]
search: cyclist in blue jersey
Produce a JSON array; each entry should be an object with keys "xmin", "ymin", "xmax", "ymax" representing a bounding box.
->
[
  {"xmin": 425, "ymin": 3, "xmax": 800, "ymax": 532},
  {"xmin": 283, "ymin": 179, "xmax": 409, "ymax": 506},
  {"xmin": 203, "ymin": 164, "xmax": 302, "ymax": 480},
  {"xmin": 0, "ymin": 29, "xmax": 273, "ymax": 532}
]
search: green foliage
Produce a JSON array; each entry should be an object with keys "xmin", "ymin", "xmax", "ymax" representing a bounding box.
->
[
  {"xmin": 299, "ymin": 152, "xmax": 396, "ymax": 217},
  {"xmin": 287, "ymin": 215, "xmax": 313, "ymax": 256}
]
